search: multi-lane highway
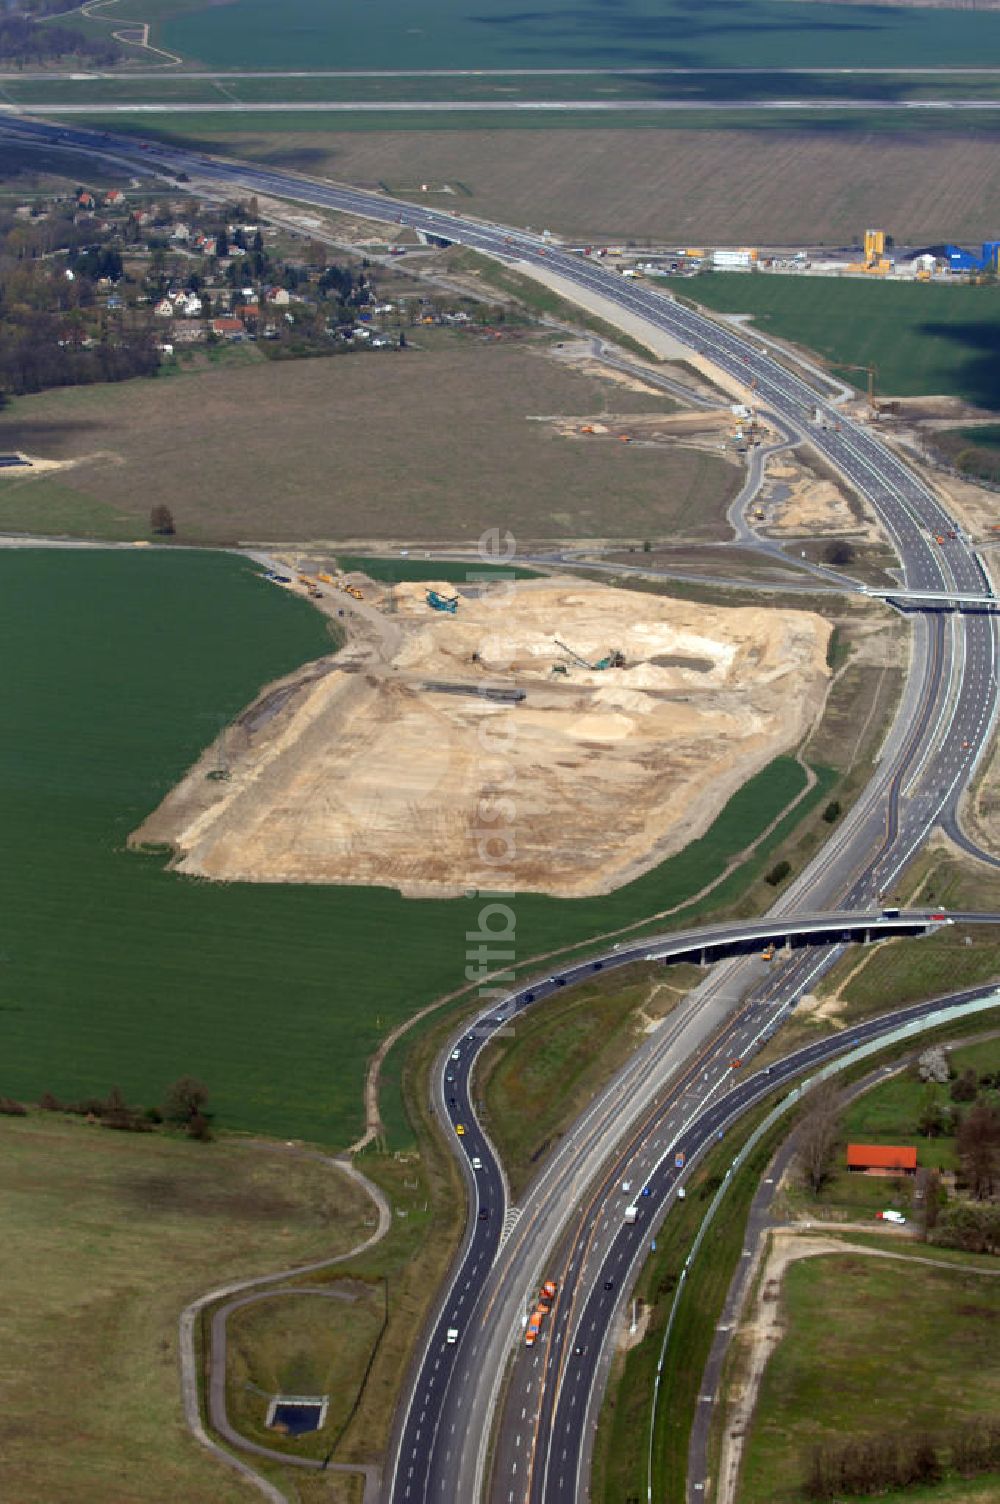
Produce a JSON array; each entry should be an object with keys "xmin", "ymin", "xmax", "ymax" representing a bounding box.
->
[{"xmin": 4, "ymin": 116, "xmax": 998, "ymax": 1503}]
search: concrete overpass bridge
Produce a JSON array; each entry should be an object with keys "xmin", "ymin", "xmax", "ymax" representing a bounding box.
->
[
  {"xmin": 638, "ymin": 908, "xmax": 952, "ymax": 971},
  {"xmin": 865, "ymin": 587, "xmax": 998, "ymax": 612}
]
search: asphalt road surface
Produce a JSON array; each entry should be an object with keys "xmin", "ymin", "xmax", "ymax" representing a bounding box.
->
[{"xmin": 4, "ymin": 118, "xmax": 998, "ymax": 1504}]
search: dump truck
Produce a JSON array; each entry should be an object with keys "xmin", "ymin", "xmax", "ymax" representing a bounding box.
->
[
  {"xmin": 525, "ymin": 1309, "xmax": 544, "ymax": 1347},
  {"xmin": 427, "ymin": 589, "xmax": 459, "ymax": 614}
]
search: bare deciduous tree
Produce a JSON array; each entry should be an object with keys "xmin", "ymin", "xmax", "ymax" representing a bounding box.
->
[{"xmin": 797, "ymin": 1079, "xmax": 842, "ymax": 1194}]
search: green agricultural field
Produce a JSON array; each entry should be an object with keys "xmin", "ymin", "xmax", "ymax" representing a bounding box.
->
[
  {"xmin": 738, "ymin": 1254, "xmax": 1000, "ymax": 1503},
  {"xmin": 10, "ymin": 70, "xmax": 1000, "ymax": 109},
  {"xmin": 100, "ymin": 0, "xmax": 1000, "ymax": 73},
  {"xmin": 688, "ymin": 274, "xmax": 1000, "ymax": 412},
  {"xmin": 0, "ymin": 549, "xmax": 834, "ymax": 1146}
]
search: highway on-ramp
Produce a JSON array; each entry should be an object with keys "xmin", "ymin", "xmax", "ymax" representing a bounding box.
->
[{"xmin": 3, "ymin": 117, "xmax": 998, "ymax": 1503}]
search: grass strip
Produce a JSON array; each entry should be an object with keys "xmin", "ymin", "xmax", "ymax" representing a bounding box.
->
[
  {"xmin": 448, "ymin": 249, "xmax": 663, "ymax": 361},
  {"xmin": 477, "ymin": 962, "xmax": 703, "ymax": 1200},
  {"xmin": 594, "ymin": 1098, "xmax": 787, "ymax": 1503}
]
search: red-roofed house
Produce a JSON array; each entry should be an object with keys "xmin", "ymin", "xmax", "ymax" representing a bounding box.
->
[
  {"xmin": 846, "ymin": 1144, "xmax": 917, "ymax": 1177},
  {"xmin": 211, "ymin": 317, "xmax": 245, "ymax": 339}
]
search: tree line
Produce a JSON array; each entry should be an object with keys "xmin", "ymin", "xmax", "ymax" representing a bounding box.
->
[
  {"xmin": 0, "ymin": 1076, "xmax": 213, "ymax": 1139},
  {"xmin": 806, "ymin": 1417, "xmax": 1000, "ymax": 1499},
  {"xmin": 0, "ymin": 15, "xmax": 121, "ymax": 66}
]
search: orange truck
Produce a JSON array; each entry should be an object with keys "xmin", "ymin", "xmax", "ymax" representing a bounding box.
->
[{"xmin": 525, "ymin": 1280, "xmax": 559, "ymax": 1345}]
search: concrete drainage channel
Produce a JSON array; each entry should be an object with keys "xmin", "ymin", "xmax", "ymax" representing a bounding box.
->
[{"xmin": 178, "ymin": 1155, "xmax": 390, "ymax": 1504}]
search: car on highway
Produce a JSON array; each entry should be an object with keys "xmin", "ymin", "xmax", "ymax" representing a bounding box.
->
[
  {"xmin": 455, "ymin": 1124, "xmax": 465, "ymax": 1136},
  {"xmin": 621, "ymin": 1180, "xmax": 632, "ymax": 1193},
  {"xmin": 451, "ymin": 1049, "xmax": 461, "ymax": 1061},
  {"xmin": 471, "ymin": 1156, "xmax": 482, "ymax": 1170},
  {"xmin": 446, "ymin": 1327, "xmax": 459, "ymax": 1344},
  {"xmin": 479, "ymin": 1207, "xmax": 490, "ymax": 1220},
  {"xmin": 603, "ymin": 1278, "xmax": 615, "ymax": 1291}
]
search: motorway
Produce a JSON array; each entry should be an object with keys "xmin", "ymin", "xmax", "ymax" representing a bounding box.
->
[{"xmin": 3, "ymin": 116, "xmax": 998, "ymax": 1503}]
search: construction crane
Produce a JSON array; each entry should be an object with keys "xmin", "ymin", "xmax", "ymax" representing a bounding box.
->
[
  {"xmin": 426, "ymin": 589, "xmax": 459, "ymax": 614},
  {"xmin": 838, "ymin": 363, "xmax": 879, "ymax": 418},
  {"xmin": 555, "ymin": 638, "xmax": 594, "ymax": 670}
]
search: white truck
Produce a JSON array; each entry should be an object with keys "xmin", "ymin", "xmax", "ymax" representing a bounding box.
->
[{"xmin": 624, "ymin": 1204, "xmax": 639, "ymax": 1225}]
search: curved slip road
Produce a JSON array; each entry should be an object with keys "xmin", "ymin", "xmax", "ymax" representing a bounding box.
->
[{"xmin": 3, "ymin": 117, "xmax": 999, "ymax": 1503}]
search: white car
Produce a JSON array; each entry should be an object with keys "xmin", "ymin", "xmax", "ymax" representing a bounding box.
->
[
  {"xmin": 451, "ymin": 1049, "xmax": 461, "ymax": 1061},
  {"xmin": 446, "ymin": 1327, "xmax": 459, "ymax": 1344},
  {"xmin": 471, "ymin": 1156, "xmax": 482, "ymax": 1170},
  {"xmin": 622, "ymin": 1180, "xmax": 632, "ymax": 1194}
]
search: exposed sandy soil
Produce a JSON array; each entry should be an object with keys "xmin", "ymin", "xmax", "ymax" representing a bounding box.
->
[
  {"xmin": 133, "ymin": 577, "xmax": 830, "ymax": 898},
  {"xmin": 761, "ymin": 454, "xmax": 881, "ymax": 541}
]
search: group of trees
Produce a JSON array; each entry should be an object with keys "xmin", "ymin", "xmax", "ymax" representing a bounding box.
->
[
  {"xmin": 805, "ymin": 1418, "xmax": 1000, "ymax": 1499},
  {"xmin": 0, "ymin": 1077, "xmax": 212, "ymax": 1138},
  {"xmin": 0, "ymin": 209, "xmax": 161, "ymax": 396},
  {"xmin": 0, "ymin": 10, "xmax": 121, "ymax": 67},
  {"xmin": 0, "ymin": 312, "xmax": 161, "ymax": 396}
]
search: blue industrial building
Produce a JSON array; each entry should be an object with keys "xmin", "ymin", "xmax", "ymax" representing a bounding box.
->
[{"xmin": 929, "ymin": 241, "xmax": 1000, "ymax": 273}]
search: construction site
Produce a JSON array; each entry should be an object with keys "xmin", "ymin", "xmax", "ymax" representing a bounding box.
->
[{"xmin": 132, "ymin": 574, "xmax": 831, "ymax": 899}]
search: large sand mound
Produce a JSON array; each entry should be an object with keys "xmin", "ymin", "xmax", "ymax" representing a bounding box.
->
[{"xmin": 134, "ymin": 578, "xmax": 830, "ymax": 898}]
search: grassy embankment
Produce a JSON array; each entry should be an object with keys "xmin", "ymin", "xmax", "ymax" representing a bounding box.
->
[
  {"xmin": 445, "ymin": 248, "xmax": 667, "ymax": 364},
  {"xmin": 591, "ymin": 1097, "xmax": 790, "ymax": 1504},
  {"xmin": 737, "ymin": 1254, "xmax": 1000, "ymax": 1504},
  {"xmin": 933, "ymin": 423, "xmax": 1000, "ymax": 485},
  {"xmin": 221, "ymin": 999, "xmax": 471, "ymax": 1472},
  {"xmin": 688, "ymin": 275, "xmax": 1000, "ymax": 413},
  {"xmin": 0, "ymin": 1110, "xmax": 371, "ymax": 1504},
  {"xmin": 594, "ymin": 1014, "xmax": 1000, "ymax": 1504},
  {"xmin": 476, "ymin": 961, "xmax": 703, "ymax": 1200}
]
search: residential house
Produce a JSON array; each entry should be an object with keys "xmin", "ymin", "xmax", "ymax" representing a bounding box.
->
[
  {"xmin": 211, "ymin": 317, "xmax": 245, "ymax": 339},
  {"xmin": 154, "ymin": 298, "xmax": 174, "ymax": 318}
]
